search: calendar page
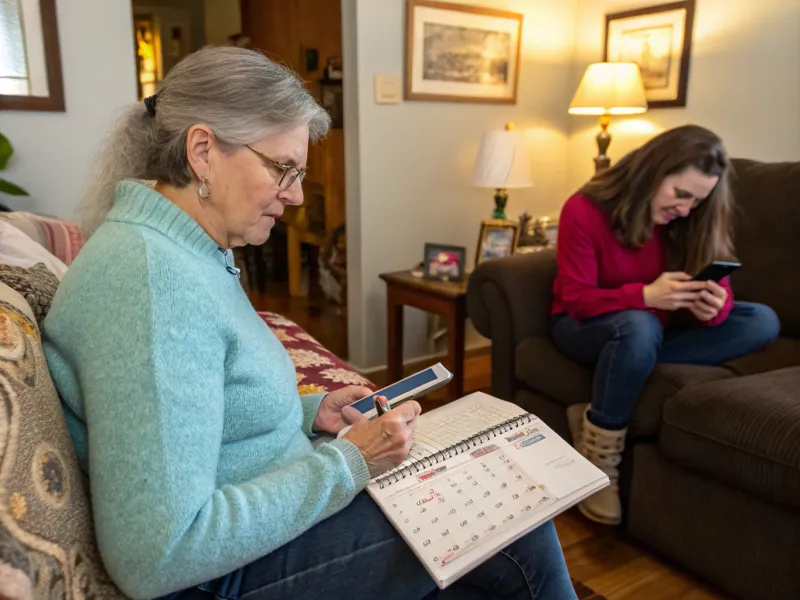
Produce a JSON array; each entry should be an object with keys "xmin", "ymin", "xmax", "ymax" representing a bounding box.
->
[{"xmin": 381, "ymin": 443, "xmax": 557, "ymax": 569}]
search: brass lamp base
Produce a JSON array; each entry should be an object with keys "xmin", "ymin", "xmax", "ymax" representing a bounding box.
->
[{"xmin": 594, "ymin": 114, "xmax": 612, "ymax": 173}]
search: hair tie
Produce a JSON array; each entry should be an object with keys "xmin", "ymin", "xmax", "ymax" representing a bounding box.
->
[{"xmin": 144, "ymin": 95, "xmax": 158, "ymax": 117}]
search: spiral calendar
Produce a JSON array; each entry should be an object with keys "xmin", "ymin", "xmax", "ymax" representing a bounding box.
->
[{"xmin": 366, "ymin": 392, "xmax": 609, "ymax": 590}]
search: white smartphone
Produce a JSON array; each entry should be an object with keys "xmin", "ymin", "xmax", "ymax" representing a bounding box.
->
[{"xmin": 336, "ymin": 363, "xmax": 453, "ymax": 438}]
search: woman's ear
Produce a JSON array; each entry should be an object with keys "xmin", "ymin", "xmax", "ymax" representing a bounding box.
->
[{"xmin": 186, "ymin": 125, "xmax": 215, "ymax": 181}]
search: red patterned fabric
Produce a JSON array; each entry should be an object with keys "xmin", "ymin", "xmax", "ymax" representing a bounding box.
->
[
  {"xmin": 258, "ymin": 311, "xmax": 376, "ymax": 394},
  {"xmin": 37, "ymin": 218, "xmax": 85, "ymax": 265}
]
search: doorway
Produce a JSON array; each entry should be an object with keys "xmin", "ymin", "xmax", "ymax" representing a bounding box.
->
[{"xmin": 129, "ymin": 0, "xmax": 348, "ymax": 359}]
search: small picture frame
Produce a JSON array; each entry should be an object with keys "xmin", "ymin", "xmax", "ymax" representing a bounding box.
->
[
  {"xmin": 476, "ymin": 219, "xmax": 519, "ymax": 266},
  {"xmin": 423, "ymin": 243, "xmax": 467, "ymax": 282}
]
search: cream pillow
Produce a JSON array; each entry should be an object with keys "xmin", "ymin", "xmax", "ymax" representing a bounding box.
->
[{"xmin": 0, "ymin": 220, "xmax": 68, "ymax": 280}]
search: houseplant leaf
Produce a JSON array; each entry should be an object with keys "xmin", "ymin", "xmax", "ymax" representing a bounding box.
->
[
  {"xmin": 0, "ymin": 133, "xmax": 12, "ymax": 171},
  {"xmin": 0, "ymin": 178, "xmax": 29, "ymax": 196}
]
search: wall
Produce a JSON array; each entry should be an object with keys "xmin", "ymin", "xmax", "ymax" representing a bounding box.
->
[
  {"xmin": 567, "ymin": 0, "xmax": 800, "ymax": 191},
  {"xmin": 204, "ymin": 0, "xmax": 242, "ymax": 45},
  {"xmin": 0, "ymin": 1, "xmax": 137, "ymax": 217},
  {"xmin": 343, "ymin": 0, "xmax": 578, "ymax": 370}
]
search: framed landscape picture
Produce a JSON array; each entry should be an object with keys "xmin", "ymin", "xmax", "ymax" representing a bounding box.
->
[
  {"xmin": 604, "ymin": 0, "xmax": 696, "ymax": 108},
  {"xmin": 475, "ymin": 219, "xmax": 519, "ymax": 266},
  {"xmin": 405, "ymin": 0, "xmax": 523, "ymax": 104}
]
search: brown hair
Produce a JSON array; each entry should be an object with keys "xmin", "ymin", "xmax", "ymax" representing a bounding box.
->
[{"xmin": 578, "ymin": 124, "xmax": 736, "ymax": 274}]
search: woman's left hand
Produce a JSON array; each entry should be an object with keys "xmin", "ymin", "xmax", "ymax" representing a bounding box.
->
[
  {"xmin": 688, "ymin": 280, "xmax": 727, "ymax": 322},
  {"xmin": 313, "ymin": 385, "xmax": 374, "ymax": 435}
]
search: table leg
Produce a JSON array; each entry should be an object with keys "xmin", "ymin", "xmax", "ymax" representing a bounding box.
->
[
  {"xmin": 386, "ymin": 291, "xmax": 404, "ymax": 384},
  {"xmin": 447, "ymin": 302, "xmax": 466, "ymax": 400}
]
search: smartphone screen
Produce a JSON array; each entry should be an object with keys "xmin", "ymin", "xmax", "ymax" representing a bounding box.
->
[{"xmin": 348, "ymin": 368, "xmax": 439, "ymax": 415}]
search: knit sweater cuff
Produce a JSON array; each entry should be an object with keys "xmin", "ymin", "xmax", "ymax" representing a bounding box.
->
[
  {"xmin": 300, "ymin": 392, "xmax": 327, "ymax": 437},
  {"xmin": 328, "ymin": 439, "xmax": 371, "ymax": 490}
]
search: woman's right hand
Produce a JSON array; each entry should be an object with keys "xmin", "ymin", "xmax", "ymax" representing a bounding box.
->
[
  {"xmin": 341, "ymin": 400, "xmax": 421, "ymax": 478},
  {"xmin": 643, "ymin": 272, "xmax": 707, "ymax": 311}
]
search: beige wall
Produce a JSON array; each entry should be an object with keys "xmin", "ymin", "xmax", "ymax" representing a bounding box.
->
[
  {"xmin": 343, "ymin": 0, "xmax": 578, "ymax": 369},
  {"xmin": 204, "ymin": 0, "xmax": 242, "ymax": 45},
  {"xmin": 567, "ymin": 0, "xmax": 800, "ymax": 194},
  {"xmin": 0, "ymin": 1, "xmax": 137, "ymax": 217}
]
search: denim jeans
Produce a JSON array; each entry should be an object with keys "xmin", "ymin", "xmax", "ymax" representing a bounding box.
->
[
  {"xmin": 164, "ymin": 491, "xmax": 577, "ymax": 600},
  {"xmin": 551, "ymin": 302, "xmax": 780, "ymax": 430}
]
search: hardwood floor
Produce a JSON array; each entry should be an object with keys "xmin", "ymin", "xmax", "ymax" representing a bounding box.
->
[
  {"xmin": 252, "ymin": 286, "xmax": 732, "ymax": 600},
  {"xmin": 555, "ymin": 510, "xmax": 731, "ymax": 600}
]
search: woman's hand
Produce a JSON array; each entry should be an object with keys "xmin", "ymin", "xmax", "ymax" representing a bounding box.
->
[
  {"xmin": 643, "ymin": 272, "xmax": 707, "ymax": 311},
  {"xmin": 688, "ymin": 280, "xmax": 727, "ymax": 322},
  {"xmin": 342, "ymin": 400, "xmax": 422, "ymax": 479},
  {"xmin": 312, "ymin": 385, "xmax": 374, "ymax": 435}
]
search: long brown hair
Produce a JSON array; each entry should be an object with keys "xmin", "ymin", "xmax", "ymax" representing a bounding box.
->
[{"xmin": 578, "ymin": 124, "xmax": 736, "ymax": 274}]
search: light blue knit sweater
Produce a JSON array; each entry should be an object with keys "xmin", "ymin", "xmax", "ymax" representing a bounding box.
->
[{"xmin": 42, "ymin": 181, "xmax": 370, "ymax": 599}]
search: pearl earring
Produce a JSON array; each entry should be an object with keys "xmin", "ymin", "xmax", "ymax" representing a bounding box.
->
[{"xmin": 197, "ymin": 173, "xmax": 210, "ymax": 200}]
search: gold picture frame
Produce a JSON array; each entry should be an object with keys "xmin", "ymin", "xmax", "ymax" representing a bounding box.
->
[
  {"xmin": 405, "ymin": 0, "xmax": 523, "ymax": 104},
  {"xmin": 604, "ymin": 0, "xmax": 696, "ymax": 108},
  {"xmin": 475, "ymin": 219, "xmax": 519, "ymax": 266}
]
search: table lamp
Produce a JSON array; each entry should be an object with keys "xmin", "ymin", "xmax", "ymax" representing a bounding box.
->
[
  {"xmin": 568, "ymin": 62, "xmax": 647, "ymax": 172},
  {"xmin": 472, "ymin": 122, "xmax": 533, "ymax": 220}
]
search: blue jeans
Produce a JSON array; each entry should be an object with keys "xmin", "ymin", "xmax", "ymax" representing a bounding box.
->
[
  {"xmin": 165, "ymin": 491, "xmax": 577, "ymax": 600},
  {"xmin": 551, "ymin": 302, "xmax": 780, "ymax": 430}
]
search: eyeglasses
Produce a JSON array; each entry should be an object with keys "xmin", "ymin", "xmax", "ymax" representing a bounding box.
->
[{"xmin": 246, "ymin": 145, "xmax": 307, "ymax": 190}]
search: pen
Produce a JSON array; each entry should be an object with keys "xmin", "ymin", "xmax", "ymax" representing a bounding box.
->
[{"xmin": 373, "ymin": 395, "xmax": 391, "ymax": 416}]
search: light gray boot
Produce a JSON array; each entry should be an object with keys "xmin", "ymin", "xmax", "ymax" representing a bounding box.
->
[
  {"xmin": 566, "ymin": 403, "xmax": 589, "ymax": 447},
  {"xmin": 577, "ymin": 412, "xmax": 626, "ymax": 525}
]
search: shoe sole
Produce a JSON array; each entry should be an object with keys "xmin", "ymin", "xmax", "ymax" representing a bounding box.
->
[{"xmin": 578, "ymin": 502, "xmax": 622, "ymax": 526}]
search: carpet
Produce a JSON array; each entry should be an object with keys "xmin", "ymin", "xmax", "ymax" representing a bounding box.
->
[{"xmin": 573, "ymin": 578, "xmax": 607, "ymax": 600}]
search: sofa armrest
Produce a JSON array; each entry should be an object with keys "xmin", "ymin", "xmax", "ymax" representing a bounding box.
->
[{"xmin": 466, "ymin": 249, "xmax": 557, "ymax": 400}]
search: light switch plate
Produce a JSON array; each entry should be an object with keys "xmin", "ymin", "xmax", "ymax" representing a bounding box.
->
[{"xmin": 374, "ymin": 74, "xmax": 402, "ymax": 104}]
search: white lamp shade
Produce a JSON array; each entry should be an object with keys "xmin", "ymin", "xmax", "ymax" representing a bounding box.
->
[
  {"xmin": 568, "ymin": 62, "xmax": 648, "ymax": 116},
  {"xmin": 472, "ymin": 130, "xmax": 534, "ymax": 189}
]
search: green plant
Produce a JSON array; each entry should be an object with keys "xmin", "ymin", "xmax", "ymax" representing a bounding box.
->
[{"xmin": 0, "ymin": 133, "xmax": 29, "ymax": 196}]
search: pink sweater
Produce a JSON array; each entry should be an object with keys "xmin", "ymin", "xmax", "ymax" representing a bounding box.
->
[{"xmin": 551, "ymin": 194, "xmax": 733, "ymax": 326}]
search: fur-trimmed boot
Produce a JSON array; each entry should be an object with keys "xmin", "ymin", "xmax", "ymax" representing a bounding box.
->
[
  {"xmin": 577, "ymin": 412, "xmax": 626, "ymax": 525},
  {"xmin": 566, "ymin": 403, "xmax": 589, "ymax": 447}
]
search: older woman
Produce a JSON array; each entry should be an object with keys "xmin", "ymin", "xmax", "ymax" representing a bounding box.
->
[{"xmin": 42, "ymin": 47, "xmax": 576, "ymax": 600}]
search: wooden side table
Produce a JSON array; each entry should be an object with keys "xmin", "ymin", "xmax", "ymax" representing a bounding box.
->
[{"xmin": 380, "ymin": 270, "xmax": 468, "ymax": 401}]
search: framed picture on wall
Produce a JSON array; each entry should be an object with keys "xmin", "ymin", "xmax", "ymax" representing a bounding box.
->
[
  {"xmin": 604, "ymin": 0, "xmax": 696, "ymax": 108},
  {"xmin": 405, "ymin": 0, "xmax": 523, "ymax": 104},
  {"xmin": 475, "ymin": 219, "xmax": 519, "ymax": 266}
]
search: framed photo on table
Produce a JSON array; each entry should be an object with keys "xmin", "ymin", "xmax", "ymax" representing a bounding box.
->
[
  {"xmin": 475, "ymin": 220, "xmax": 519, "ymax": 266},
  {"xmin": 405, "ymin": 0, "xmax": 523, "ymax": 104},
  {"xmin": 423, "ymin": 243, "xmax": 467, "ymax": 282},
  {"xmin": 604, "ymin": 0, "xmax": 696, "ymax": 108}
]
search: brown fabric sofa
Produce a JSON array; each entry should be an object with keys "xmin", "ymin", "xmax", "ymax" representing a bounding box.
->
[{"xmin": 467, "ymin": 159, "xmax": 800, "ymax": 600}]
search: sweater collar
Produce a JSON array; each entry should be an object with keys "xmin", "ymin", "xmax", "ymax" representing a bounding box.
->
[{"xmin": 107, "ymin": 180, "xmax": 220, "ymax": 257}]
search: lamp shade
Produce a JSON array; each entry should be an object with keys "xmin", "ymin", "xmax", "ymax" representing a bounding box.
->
[
  {"xmin": 568, "ymin": 62, "xmax": 647, "ymax": 116},
  {"xmin": 472, "ymin": 129, "xmax": 533, "ymax": 189}
]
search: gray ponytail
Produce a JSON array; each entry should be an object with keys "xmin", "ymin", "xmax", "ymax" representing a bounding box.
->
[{"xmin": 81, "ymin": 46, "xmax": 331, "ymax": 236}]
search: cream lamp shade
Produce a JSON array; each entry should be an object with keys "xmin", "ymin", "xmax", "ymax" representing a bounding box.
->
[
  {"xmin": 568, "ymin": 62, "xmax": 647, "ymax": 116},
  {"xmin": 568, "ymin": 62, "xmax": 647, "ymax": 172},
  {"xmin": 472, "ymin": 123, "xmax": 533, "ymax": 220}
]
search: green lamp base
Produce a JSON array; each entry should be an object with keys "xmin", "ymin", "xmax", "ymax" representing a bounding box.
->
[{"xmin": 491, "ymin": 188, "xmax": 508, "ymax": 220}]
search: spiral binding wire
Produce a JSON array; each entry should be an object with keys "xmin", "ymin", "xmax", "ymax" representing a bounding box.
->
[{"xmin": 375, "ymin": 413, "xmax": 533, "ymax": 489}]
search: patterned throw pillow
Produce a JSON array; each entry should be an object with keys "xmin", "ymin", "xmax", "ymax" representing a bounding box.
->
[
  {"xmin": 0, "ymin": 263, "xmax": 60, "ymax": 326},
  {"xmin": 0, "ymin": 292, "xmax": 126, "ymax": 599}
]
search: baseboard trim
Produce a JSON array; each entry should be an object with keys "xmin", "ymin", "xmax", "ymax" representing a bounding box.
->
[{"xmin": 354, "ymin": 346, "xmax": 491, "ymax": 381}]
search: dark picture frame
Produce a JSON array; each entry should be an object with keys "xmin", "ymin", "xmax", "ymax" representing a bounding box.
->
[
  {"xmin": 603, "ymin": 0, "xmax": 695, "ymax": 109},
  {"xmin": 423, "ymin": 243, "xmax": 467, "ymax": 282},
  {"xmin": 0, "ymin": 0, "xmax": 65, "ymax": 112},
  {"xmin": 475, "ymin": 219, "xmax": 518, "ymax": 267}
]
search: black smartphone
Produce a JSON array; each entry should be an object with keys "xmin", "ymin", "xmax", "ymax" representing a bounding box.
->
[{"xmin": 691, "ymin": 261, "xmax": 741, "ymax": 282}]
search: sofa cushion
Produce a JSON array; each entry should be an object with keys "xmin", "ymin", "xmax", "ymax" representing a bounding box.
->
[
  {"xmin": 259, "ymin": 311, "xmax": 375, "ymax": 394},
  {"xmin": 729, "ymin": 159, "xmax": 800, "ymax": 337},
  {"xmin": 660, "ymin": 367, "xmax": 800, "ymax": 511},
  {"xmin": 0, "ymin": 296, "xmax": 125, "ymax": 597},
  {"xmin": 722, "ymin": 336, "xmax": 800, "ymax": 376},
  {"xmin": 516, "ymin": 336, "xmax": 735, "ymax": 436},
  {"xmin": 0, "ymin": 263, "xmax": 60, "ymax": 326}
]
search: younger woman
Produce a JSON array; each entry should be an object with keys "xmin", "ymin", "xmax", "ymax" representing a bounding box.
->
[{"xmin": 551, "ymin": 125, "xmax": 779, "ymax": 525}]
